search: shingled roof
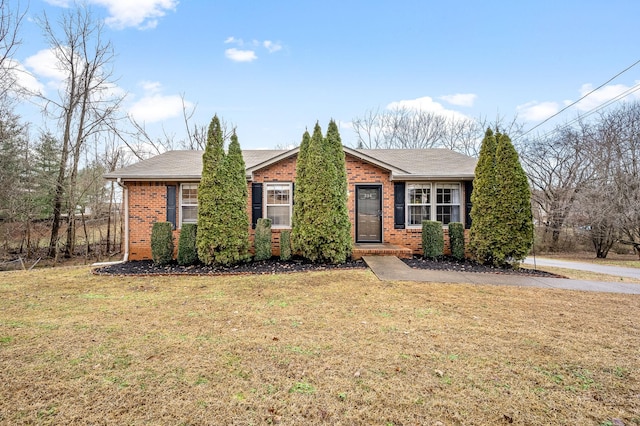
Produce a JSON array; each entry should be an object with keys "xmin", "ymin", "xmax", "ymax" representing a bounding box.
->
[{"xmin": 104, "ymin": 147, "xmax": 476, "ymax": 181}]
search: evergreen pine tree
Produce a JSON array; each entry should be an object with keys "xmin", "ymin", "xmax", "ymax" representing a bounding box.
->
[
  {"xmin": 214, "ymin": 131, "xmax": 250, "ymax": 265},
  {"xmin": 324, "ymin": 119, "xmax": 352, "ymax": 261},
  {"xmin": 292, "ymin": 122, "xmax": 351, "ymax": 263},
  {"xmin": 197, "ymin": 115, "xmax": 225, "ymax": 265},
  {"xmin": 468, "ymin": 128, "xmax": 498, "ymax": 264},
  {"xmin": 492, "ymin": 133, "xmax": 533, "ymax": 266},
  {"xmin": 469, "ymin": 129, "xmax": 533, "ymax": 267},
  {"xmin": 291, "ymin": 129, "xmax": 311, "ymax": 254}
]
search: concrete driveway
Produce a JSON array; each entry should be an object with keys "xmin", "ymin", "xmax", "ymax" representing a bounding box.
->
[
  {"xmin": 363, "ymin": 256, "xmax": 640, "ymax": 295},
  {"xmin": 523, "ymin": 256, "xmax": 640, "ymax": 280}
]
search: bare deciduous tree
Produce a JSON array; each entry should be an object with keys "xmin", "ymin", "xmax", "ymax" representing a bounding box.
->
[
  {"xmin": 34, "ymin": 5, "xmax": 124, "ymax": 258},
  {"xmin": 520, "ymin": 124, "xmax": 595, "ymax": 250},
  {"xmin": 352, "ymin": 107, "xmax": 447, "ymax": 149},
  {"xmin": 352, "ymin": 107, "xmax": 523, "ymax": 157},
  {"xmin": 0, "ymin": 0, "xmax": 26, "ymax": 100}
]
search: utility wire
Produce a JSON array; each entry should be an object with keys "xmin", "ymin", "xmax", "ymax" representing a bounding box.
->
[
  {"xmin": 518, "ymin": 58, "xmax": 640, "ymax": 140},
  {"xmin": 534, "ymin": 81, "xmax": 640, "ymax": 140}
]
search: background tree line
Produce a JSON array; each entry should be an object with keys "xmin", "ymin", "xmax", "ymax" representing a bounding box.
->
[
  {"xmin": 520, "ymin": 101, "xmax": 640, "ymax": 258},
  {"xmin": 1, "ymin": 0, "xmax": 637, "ymax": 265},
  {"xmin": 0, "ymin": 2, "xmax": 216, "ymax": 266}
]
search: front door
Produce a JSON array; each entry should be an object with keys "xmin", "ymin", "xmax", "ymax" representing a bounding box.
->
[{"xmin": 356, "ymin": 185, "xmax": 382, "ymax": 243}]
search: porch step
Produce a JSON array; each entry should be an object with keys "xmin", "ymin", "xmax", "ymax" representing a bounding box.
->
[{"xmin": 352, "ymin": 243, "xmax": 413, "ymax": 260}]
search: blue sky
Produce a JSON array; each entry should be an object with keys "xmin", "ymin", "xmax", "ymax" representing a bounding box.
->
[{"xmin": 13, "ymin": 0, "xmax": 640, "ymax": 150}]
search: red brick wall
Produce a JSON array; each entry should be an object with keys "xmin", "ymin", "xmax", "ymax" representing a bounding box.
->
[
  {"xmin": 249, "ymin": 155, "xmax": 297, "ymax": 255},
  {"xmin": 127, "ymin": 181, "xmax": 180, "ymax": 260},
  {"xmin": 124, "ymin": 152, "xmax": 468, "ymax": 260}
]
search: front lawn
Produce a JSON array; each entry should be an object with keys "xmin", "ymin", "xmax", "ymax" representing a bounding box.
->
[{"xmin": 1, "ymin": 267, "xmax": 638, "ymax": 425}]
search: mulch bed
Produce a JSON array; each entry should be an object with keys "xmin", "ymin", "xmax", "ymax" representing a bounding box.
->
[
  {"xmin": 93, "ymin": 256, "xmax": 368, "ymax": 276},
  {"xmin": 403, "ymin": 256, "xmax": 565, "ymax": 278},
  {"xmin": 94, "ymin": 255, "xmax": 563, "ymax": 278}
]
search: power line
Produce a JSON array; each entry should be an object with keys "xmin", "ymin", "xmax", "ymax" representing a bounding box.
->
[
  {"xmin": 518, "ymin": 58, "xmax": 640, "ymax": 140},
  {"xmin": 534, "ymin": 81, "xmax": 640, "ymax": 141}
]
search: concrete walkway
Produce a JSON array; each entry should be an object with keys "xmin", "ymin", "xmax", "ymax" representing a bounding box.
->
[
  {"xmin": 362, "ymin": 256, "xmax": 640, "ymax": 295},
  {"xmin": 523, "ymin": 256, "xmax": 640, "ymax": 280}
]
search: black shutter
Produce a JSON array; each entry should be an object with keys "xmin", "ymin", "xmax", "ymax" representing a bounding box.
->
[
  {"xmin": 251, "ymin": 183, "xmax": 263, "ymax": 229},
  {"xmin": 464, "ymin": 180, "xmax": 473, "ymax": 229},
  {"xmin": 291, "ymin": 182, "xmax": 295, "ymax": 205},
  {"xmin": 166, "ymin": 185, "xmax": 177, "ymax": 229},
  {"xmin": 394, "ymin": 182, "xmax": 405, "ymax": 229}
]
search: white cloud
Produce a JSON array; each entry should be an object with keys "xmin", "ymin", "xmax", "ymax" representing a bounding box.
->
[
  {"xmin": 516, "ymin": 101, "xmax": 559, "ymax": 122},
  {"xmin": 24, "ymin": 49, "xmax": 67, "ymax": 83},
  {"xmin": 23, "ymin": 48, "xmax": 126, "ymax": 99},
  {"xmin": 263, "ymin": 40, "xmax": 282, "ymax": 53},
  {"xmin": 4, "ymin": 59, "xmax": 45, "ymax": 95},
  {"xmin": 128, "ymin": 82, "xmax": 192, "ymax": 123},
  {"xmin": 440, "ymin": 93, "xmax": 477, "ymax": 107},
  {"xmin": 386, "ymin": 96, "xmax": 470, "ymax": 121},
  {"xmin": 45, "ymin": 0, "xmax": 177, "ymax": 29},
  {"xmin": 225, "ymin": 48, "xmax": 257, "ymax": 63},
  {"xmin": 44, "ymin": 0, "xmax": 71, "ymax": 6},
  {"xmin": 140, "ymin": 80, "xmax": 163, "ymax": 94},
  {"xmin": 224, "ymin": 36, "xmax": 243, "ymax": 45},
  {"xmin": 574, "ymin": 82, "xmax": 640, "ymax": 112},
  {"xmin": 224, "ymin": 37, "xmax": 283, "ymax": 61}
]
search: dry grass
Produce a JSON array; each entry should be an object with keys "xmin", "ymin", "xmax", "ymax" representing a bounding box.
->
[{"xmin": 1, "ymin": 267, "xmax": 639, "ymax": 425}]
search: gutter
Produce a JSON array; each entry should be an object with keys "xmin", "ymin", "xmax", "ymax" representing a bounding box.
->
[
  {"xmin": 115, "ymin": 178, "xmax": 129, "ymax": 263},
  {"xmin": 391, "ymin": 174, "xmax": 475, "ymax": 181}
]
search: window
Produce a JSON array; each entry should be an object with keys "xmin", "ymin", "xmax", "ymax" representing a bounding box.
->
[
  {"xmin": 435, "ymin": 183, "xmax": 461, "ymax": 224},
  {"xmin": 406, "ymin": 183, "xmax": 461, "ymax": 226},
  {"xmin": 180, "ymin": 183, "xmax": 198, "ymax": 226},
  {"xmin": 265, "ymin": 182, "xmax": 292, "ymax": 227},
  {"xmin": 407, "ymin": 184, "xmax": 431, "ymax": 226}
]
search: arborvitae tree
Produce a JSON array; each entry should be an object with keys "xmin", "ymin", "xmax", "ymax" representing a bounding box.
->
[
  {"xmin": 279, "ymin": 229, "xmax": 292, "ymax": 261},
  {"xmin": 469, "ymin": 129, "xmax": 533, "ymax": 267},
  {"xmin": 292, "ymin": 122, "xmax": 350, "ymax": 263},
  {"xmin": 197, "ymin": 115, "xmax": 225, "ymax": 265},
  {"xmin": 324, "ymin": 119, "xmax": 352, "ymax": 261},
  {"xmin": 291, "ymin": 130, "xmax": 311, "ymax": 254},
  {"xmin": 422, "ymin": 220, "xmax": 444, "ymax": 259},
  {"xmin": 469, "ymin": 129, "xmax": 498, "ymax": 264},
  {"xmin": 492, "ymin": 133, "xmax": 533, "ymax": 266},
  {"xmin": 177, "ymin": 223, "xmax": 198, "ymax": 265},
  {"xmin": 214, "ymin": 131, "xmax": 250, "ymax": 265},
  {"xmin": 151, "ymin": 222, "xmax": 174, "ymax": 265},
  {"xmin": 448, "ymin": 222, "xmax": 465, "ymax": 261},
  {"xmin": 254, "ymin": 218, "xmax": 272, "ymax": 261}
]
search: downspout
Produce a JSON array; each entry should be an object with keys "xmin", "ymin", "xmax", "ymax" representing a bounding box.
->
[
  {"xmin": 92, "ymin": 178, "xmax": 129, "ymax": 267},
  {"xmin": 117, "ymin": 178, "xmax": 129, "ymax": 262}
]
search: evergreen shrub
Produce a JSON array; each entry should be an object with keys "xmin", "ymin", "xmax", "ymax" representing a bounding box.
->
[
  {"xmin": 151, "ymin": 222, "xmax": 174, "ymax": 265},
  {"xmin": 448, "ymin": 222, "xmax": 465, "ymax": 261},
  {"xmin": 177, "ymin": 223, "xmax": 198, "ymax": 265},
  {"xmin": 422, "ymin": 220, "xmax": 444, "ymax": 259},
  {"xmin": 279, "ymin": 230, "xmax": 291, "ymax": 261},
  {"xmin": 254, "ymin": 218, "xmax": 272, "ymax": 261}
]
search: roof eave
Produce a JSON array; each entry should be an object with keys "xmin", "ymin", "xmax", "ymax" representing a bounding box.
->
[
  {"xmin": 104, "ymin": 175, "xmax": 203, "ymax": 182},
  {"xmin": 245, "ymin": 147, "xmax": 300, "ymax": 178},
  {"xmin": 391, "ymin": 173, "xmax": 475, "ymax": 181},
  {"xmin": 343, "ymin": 146, "xmax": 409, "ymax": 174}
]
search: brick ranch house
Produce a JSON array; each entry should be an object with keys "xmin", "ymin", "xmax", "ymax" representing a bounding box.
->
[{"xmin": 104, "ymin": 146, "xmax": 476, "ymax": 261}]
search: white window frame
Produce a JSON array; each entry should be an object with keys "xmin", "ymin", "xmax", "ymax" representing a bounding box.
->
[
  {"xmin": 179, "ymin": 183, "xmax": 198, "ymax": 228},
  {"xmin": 264, "ymin": 182, "xmax": 292, "ymax": 229},
  {"xmin": 406, "ymin": 183, "xmax": 431, "ymax": 227},
  {"xmin": 406, "ymin": 182, "xmax": 462, "ymax": 227},
  {"xmin": 435, "ymin": 183, "xmax": 461, "ymax": 225}
]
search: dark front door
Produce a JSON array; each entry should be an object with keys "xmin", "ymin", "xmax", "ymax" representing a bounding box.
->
[{"xmin": 356, "ymin": 185, "xmax": 382, "ymax": 243}]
